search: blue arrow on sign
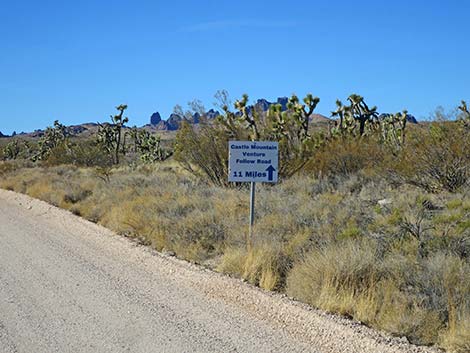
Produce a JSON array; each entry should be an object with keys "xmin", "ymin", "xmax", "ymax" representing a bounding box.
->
[{"xmin": 266, "ymin": 165, "xmax": 276, "ymax": 181}]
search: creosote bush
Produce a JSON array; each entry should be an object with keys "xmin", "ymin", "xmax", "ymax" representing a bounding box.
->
[
  {"xmin": 305, "ymin": 135, "xmax": 385, "ymax": 177},
  {"xmin": 394, "ymin": 122, "xmax": 470, "ymax": 192}
]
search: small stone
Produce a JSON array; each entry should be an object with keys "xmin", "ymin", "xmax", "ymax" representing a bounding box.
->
[
  {"xmin": 378, "ymin": 198, "xmax": 392, "ymax": 206},
  {"xmin": 162, "ymin": 249, "xmax": 176, "ymax": 257}
]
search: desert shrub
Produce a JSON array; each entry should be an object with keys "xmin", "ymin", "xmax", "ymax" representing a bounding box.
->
[
  {"xmin": 3, "ymin": 139, "xmax": 21, "ymax": 160},
  {"xmin": 169, "ymin": 210, "xmax": 227, "ymax": 262},
  {"xmin": 40, "ymin": 142, "xmax": 75, "ymax": 166},
  {"xmin": 175, "ymin": 121, "xmax": 230, "ymax": 186},
  {"xmin": 287, "ymin": 240, "xmax": 470, "ymax": 347},
  {"xmin": 127, "ymin": 128, "xmax": 172, "ymax": 163},
  {"xmin": 218, "ymin": 244, "xmax": 290, "ymax": 291},
  {"xmin": 25, "ymin": 177, "xmax": 66, "ymax": 206},
  {"xmin": 286, "ymin": 239, "xmax": 382, "ymax": 311},
  {"xmin": 33, "ymin": 120, "xmax": 68, "ymax": 161},
  {"xmin": 418, "ymin": 254, "xmax": 470, "ymax": 331},
  {"xmin": 0, "ymin": 161, "xmax": 18, "ymax": 176},
  {"xmin": 43, "ymin": 140, "xmax": 113, "ymax": 167},
  {"xmin": 305, "ymin": 136, "xmax": 385, "ymax": 177},
  {"xmin": 394, "ymin": 122, "xmax": 470, "ymax": 192},
  {"xmin": 69, "ymin": 140, "xmax": 114, "ymax": 167},
  {"xmin": 62, "ymin": 184, "xmax": 92, "ymax": 204}
]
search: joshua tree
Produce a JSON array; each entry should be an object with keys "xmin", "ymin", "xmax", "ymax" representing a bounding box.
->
[
  {"xmin": 287, "ymin": 93, "xmax": 320, "ymax": 140},
  {"xmin": 222, "ymin": 93, "xmax": 322, "ymax": 177},
  {"xmin": 380, "ymin": 110, "xmax": 408, "ymax": 150},
  {"xmin": 347, "ymin": 94, "xmax": 379, "ymax": 136},
  {"xmin": 459, "ymin": 100, "xmax": 470, "ymax": 117},
  {"xmin": 458, "ymin": 100, "xmax": 470, "ymax": 129},
  {"xmin": 331, "ymin": 94, "xmax": 409, "ymax": 153},
  {"xmin": 126, "ymin": 126, "xmax": 140, "ymax": 153},
  {"xmin": 331, "ymin": 99, "xmax": 356, "ymax": 136},
  {"xmin": 234, "ymin": 94, "xmax": 260, "ymax": 140},
  {"xmin": 136, "ymin": 130, "xmax": 170, "ymax": 163},
  {"xmin": 332, "ymin": 94, "xmax": 382, "ymax": 137},
  {"xmin": 4, "ymin": 139, "xmax": 21, "ymax": 160},
  {"xmin": 34, "ymin": 120, "xmax": 68, "ymax": 161},
  {"xmin": 97, "ymin": 104, "xmax": 129, "ymax": 164}
]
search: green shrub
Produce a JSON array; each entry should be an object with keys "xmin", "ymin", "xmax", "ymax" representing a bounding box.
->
[
  {"xmin": 305, "ymin": 136, "xmax": 385, "ymax": 177},
  {"xmin": 394, "ymin": 122, "xmax": 470, "ymax": 192},
  {"xmin": 43, "ymin": 140, "xmax": 113, "ymax": 167},
  {"xmin": 175, "ymin": 121, "xmax": 230, "ymax": 186}
]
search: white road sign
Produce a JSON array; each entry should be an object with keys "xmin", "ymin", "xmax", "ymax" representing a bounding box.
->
[{"xmin": 228, "ymin": 141, "xmax": 279, "ymax": 183}]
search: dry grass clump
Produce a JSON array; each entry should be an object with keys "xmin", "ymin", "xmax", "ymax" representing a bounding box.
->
[
  {"xmin": 0, "ymin": 161, "xmax": 18, "ymax": 177},
  {"xmin": 287, "ymin": 243, "xmax": 470, "ymax": 347},
  {"xmin": 285, "ymin": 182, "xmax": 470, "ymax": 349},
  {"xmin": 218, "ymin": 243, "xmax": 289, "ymax": 291}
]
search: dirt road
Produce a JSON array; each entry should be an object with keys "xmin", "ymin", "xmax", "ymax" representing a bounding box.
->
[{"xmin": 0, "ymin": 190, "xmax": 440, "ymax": 353}]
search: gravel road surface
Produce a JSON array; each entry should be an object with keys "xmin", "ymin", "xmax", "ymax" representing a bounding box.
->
[{"xmin": 0, "ymin": 189, "xmax": 441, "ymax": 353}]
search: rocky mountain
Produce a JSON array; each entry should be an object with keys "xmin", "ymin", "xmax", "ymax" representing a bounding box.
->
[
  {"xmin": 150, "ymin": 112, "xmax": 162, "ymax": 125},
  {"xmin": 206, "ymin": 109, "xmax": 220, "ymax": 120},
  {"xmin": 166, "ymin": 113, "xmax": 183, "ymax": 130},
  {"xmin": 3, "ymin": 100, "xmax": 418, "ymax": 138},
  {"xmin": 148, "ymin": 97, "xmax": 330, "ymax": 131},
  {"xmin": 8, "ymin": 123, "xmax": 100, "ymax": 139},
  {"xmin": 311, "ymin": 113, "xmax": 331, "ymax": 123},
  {"xmin": 19, "ymin": 129, "xmax": 44, "ymax": 138},
  {"xmin": 379, "ymin": 113, "xmax": 418, "ymax": 124}
]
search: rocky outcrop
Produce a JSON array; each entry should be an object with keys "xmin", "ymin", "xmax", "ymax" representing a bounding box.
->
[
  {"xmin": 148, "ymin": 96, "xmax": 331, "ymax": 131},
  {"xmin": 277, "ymin": 97, "xmax": 289, "ymax": 110},
  {"xmin": 150, "ymin": 112, "xmax": 162, "ymax": 125},
  {"xmin": 405, "ymin": 114, "xmax": 418, "ymax": 124},
  {"xmin": 68, "ymin": 125, "xmax": 89, "ymax": 135},
  {"xmin": 26, "ymin": 130, "xmax": 45, "ymax": 138},
  {"xmin": 245, "ymin": 97, "xmax": 289, "ymax": 116},
  {"xmin": 205, "ymin": 109, "xmax": 220, "ymax": 120},
  {"xmin": 191, "ymin": 112, "xmax": 200, "ymax": 124},
  {"xmin": 254, "ymin": 99, "xmax": 271, "ymax": 112},
  {"xmin": 166, "ymin": 114, "xmax": 183, "ymax": 130},
  {"xmin": 379, "ymin": 113, "xmax": 418, "ymax": 124},
  {"xmin": 148, "ymin": 109, "xmax": 222, "ymax": 131},
  {"xmin": 311, "ymin": 114, "xmax": 331, "ymax": 123}
]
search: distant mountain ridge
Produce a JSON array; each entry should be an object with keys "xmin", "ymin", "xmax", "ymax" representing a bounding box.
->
[
  {"xmin": 1, "ymin": 97, "xmax": 418, "ymax": 136},
  {"xmin": 146, "ymin": 97, "xmax": 417, "ymax": 131},
  {"xmin": 147, "ymin": 97, "xmax": 332, "ymax": 131},
  {"xmin": 379, "ymin": 113, "xmax": 418, "ymax": 124}
]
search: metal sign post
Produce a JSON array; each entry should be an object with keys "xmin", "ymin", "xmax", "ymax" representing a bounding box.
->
[
  {"xmin": 249, "ymin": 181, "xmax": 256, "ymax": 242},
  {"xmin": 228, "ymin": 141, "xmax": 279, "ymax": 246}
]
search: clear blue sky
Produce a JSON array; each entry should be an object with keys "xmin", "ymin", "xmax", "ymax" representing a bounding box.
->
[{"xmin": 1, "ymin": 0, "xmax": 469, "ymax": 134}]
